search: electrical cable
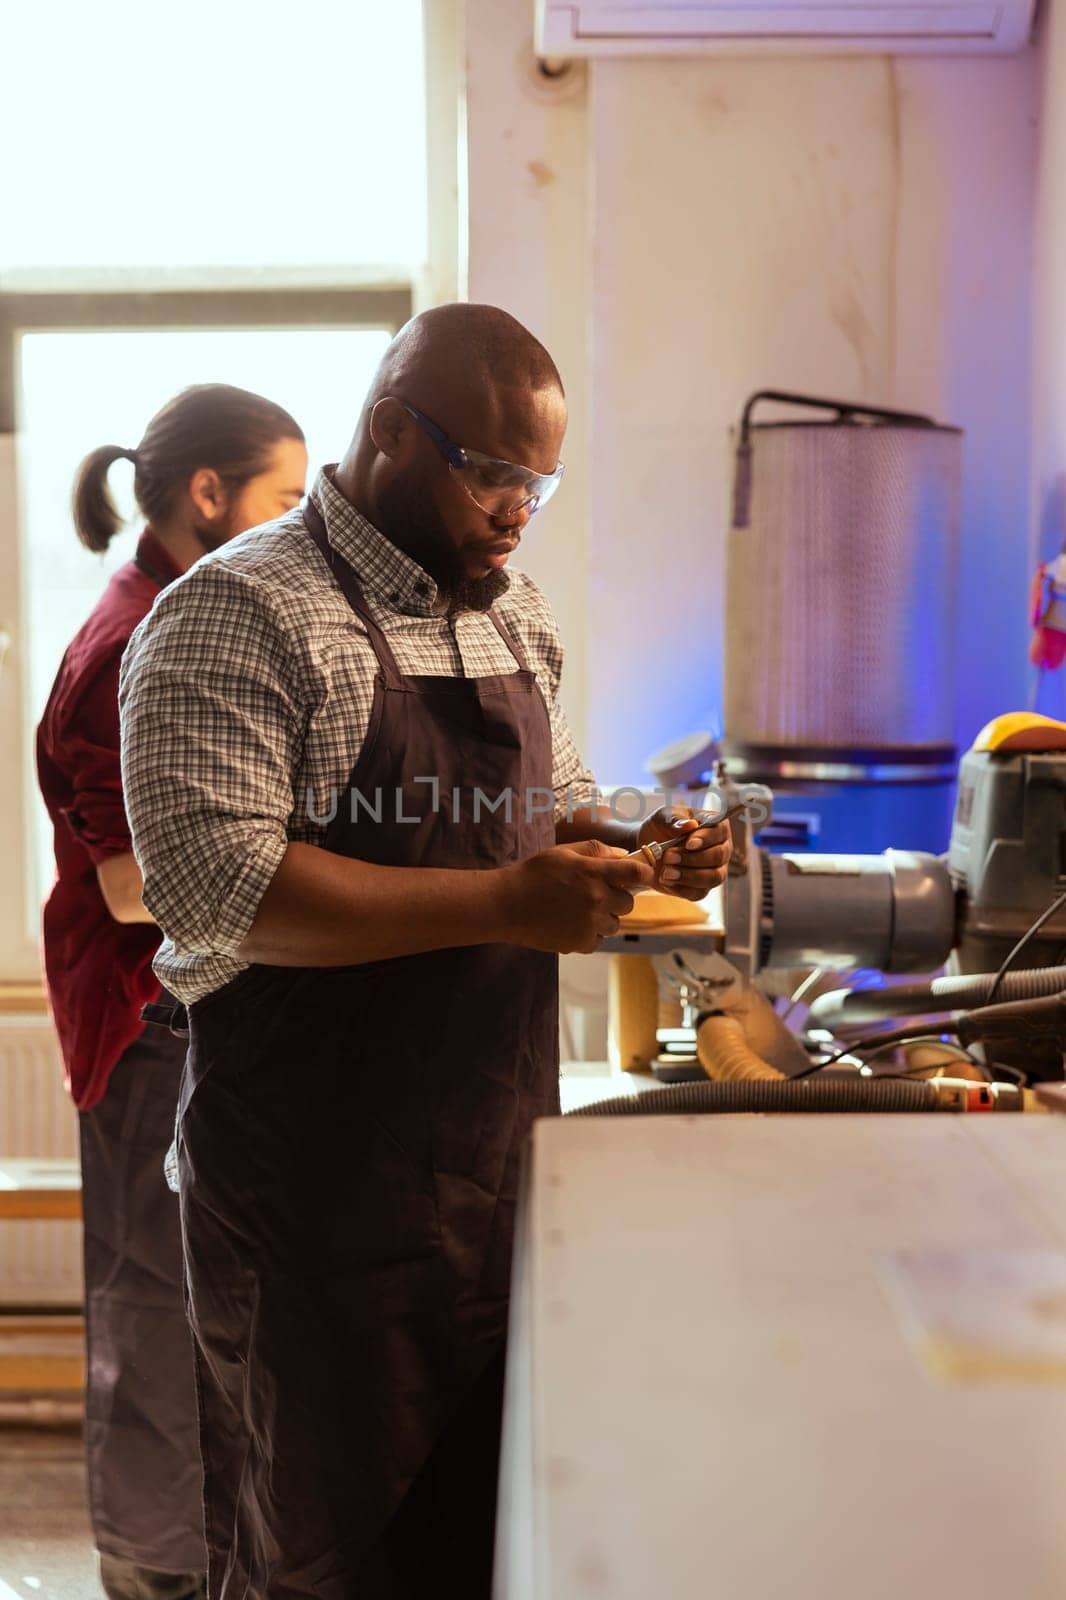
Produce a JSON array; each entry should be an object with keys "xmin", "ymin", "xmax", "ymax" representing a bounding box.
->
[
  {"xmin": 791, "ymin": 1021, "xmax": 961, "ymax": 1079},
  {"xmin": 987, "ymin": 888, "xmax": 1066, "ymax": 1004},
  {"xmin": 872, "ymin": 1038, "xmax": 990, "ymax": 1084},
  {"xmin": 983, "ymin": 1061, "xmax": 1028, "ymax": 1086},
  {"xmin": 802, "ymin": 1012, "xmax": 1056, "ymax": 1084},
  {"xmin": 897, "ymin": 1039, "xmax": 988, "ymax": 1077},
  {"xmin": 802, "ymin": 896, "xmax": 1066, "ymax": 1074}
]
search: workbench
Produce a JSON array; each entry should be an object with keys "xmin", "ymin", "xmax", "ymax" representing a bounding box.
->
[{"xmin": 495, "ymin": 1113, "xmax": 1066, "ymax": 1599}]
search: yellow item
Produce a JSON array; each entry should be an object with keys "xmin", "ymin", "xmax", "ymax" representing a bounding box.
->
[
  {"xmin": 607, "ymin": 956, "xmax": 660, "ymax": 1073},
  {"xmin": 971, "ymin": 712, "xmax": 1066, "ymax": 754},
  {"xmin": 696, "ymin": 1013, "xmax": 783, "ymax": 1082},
  {"xmin": 902, "ymin": 1040, "xmax": 987, "ymax": 1083}
]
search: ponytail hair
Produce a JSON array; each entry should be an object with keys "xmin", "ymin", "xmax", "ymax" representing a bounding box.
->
[
  {"xmin": 71, "ymin": 383, "xmax": 304, "ymax": 554},
  {"xmin": 72, "ymin": 444, "xmax": 139, "ymax": 552}
]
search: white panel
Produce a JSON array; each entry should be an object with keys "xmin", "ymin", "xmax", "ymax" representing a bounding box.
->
[
  {"xmin": 583, "ymin": 3, "xmax": 1001, "ymax": 34},
  {"xmin": 538, "ymin": 0, "xmax": 1034, "ymax": 53}
]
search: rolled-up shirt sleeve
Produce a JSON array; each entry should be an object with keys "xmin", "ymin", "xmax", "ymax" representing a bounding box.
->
[
  {"xmin": 119, "ymin": 562, "xmax": 303, "ymax": 959},
  {"xmin": 549, "ymin": 697, "xmax": 599, "ymax": 820},
  {"xmin": 59, "ymin": 653, "xmax": 134, "ymax": 864}
]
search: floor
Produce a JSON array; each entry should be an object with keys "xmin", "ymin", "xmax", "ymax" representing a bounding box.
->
[{"xmin": 0, "ymin": 1425, "xmax": 99, "ymax": 1600}]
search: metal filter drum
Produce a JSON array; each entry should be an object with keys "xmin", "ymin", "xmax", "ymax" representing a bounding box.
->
[{"xmin": 724, "ymin": 391, "xmax": 962, "ymax": 785}]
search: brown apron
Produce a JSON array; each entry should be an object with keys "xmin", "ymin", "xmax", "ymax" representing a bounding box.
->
[{"xmin": 173, "ymin": 500, "xmax": 559, "ymax": 1597}]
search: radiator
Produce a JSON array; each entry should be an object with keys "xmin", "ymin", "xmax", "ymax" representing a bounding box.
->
[{"xmin": 0, "ymin": 1013, "xmax": 82, "ymax": 1306}]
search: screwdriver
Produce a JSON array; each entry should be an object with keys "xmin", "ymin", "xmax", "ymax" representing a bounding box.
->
[{"xmin": 627, "ymin": 800, "xmax": 751, "ymax": 867}]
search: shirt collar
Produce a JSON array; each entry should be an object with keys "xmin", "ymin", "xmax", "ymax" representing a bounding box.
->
[
  {"xmin": 310, "ymin": 467, "xmax": 440, "ymax": 617},
  {"xmin": 135, "ymin": 529, "xmax": 184, "ymax": 589}
]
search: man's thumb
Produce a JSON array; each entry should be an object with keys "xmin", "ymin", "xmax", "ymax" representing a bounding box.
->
[
  {"xmin": 561, "ymin": 838, "xmax": 628, "ymax": 860},
  {"xmin": 595, "ymin": 854, "xmax": 657, "ymax": 887}
]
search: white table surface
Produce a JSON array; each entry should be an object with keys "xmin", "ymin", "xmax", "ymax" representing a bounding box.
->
[
  {"xmin": 496, "ymin": 1112, "xmax": 1066, "ymax": 1600},
  {"xmin": 558, "ymin": 1060, "xmax": 661, "ymax": 1114}
]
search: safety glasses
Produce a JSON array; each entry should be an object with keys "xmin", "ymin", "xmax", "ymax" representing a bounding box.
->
[{"xmin": 401, "ymin": 403, "xmax": 564, "ymax": 519}]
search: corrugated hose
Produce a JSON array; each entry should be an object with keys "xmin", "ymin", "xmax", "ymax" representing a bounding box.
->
[
  {"xmin": 566, "ymin": 1078, "xmax": 937, "ymax": 1116},
  {"xmin": 809, "ymin": 965, "xmax": 1066, "ymax": 1029}
]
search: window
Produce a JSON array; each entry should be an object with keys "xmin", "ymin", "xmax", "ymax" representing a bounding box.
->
[
  {"xmin": 19, "ymin": 321, "xmax": 396, "ymax": 912},
  {"xmin": 0, "ymin": 0, "xmax": 426, "ymax": 280},
  {"xmin": 0, "ymin": 0, "xmax": 437, "ymax": 977}
]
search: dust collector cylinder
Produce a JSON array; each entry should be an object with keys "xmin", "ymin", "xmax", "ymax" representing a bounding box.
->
[{"xmin": 724, "ymin": 393, "xmax": 962, "ymax": 786}]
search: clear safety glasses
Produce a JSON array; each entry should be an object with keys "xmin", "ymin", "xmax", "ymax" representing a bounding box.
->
[{"xmin": 401, "ymin": 403, "xmax": 564, "ymax": 519}]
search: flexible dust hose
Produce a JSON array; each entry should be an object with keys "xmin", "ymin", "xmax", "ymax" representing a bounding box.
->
[
  {"xmin": 809, "ymin": 965, "xmax": 1066, "ymax": 1030},
  {"xmin": 696, "ymin": 1014, "xmax": 784, "ymax": 1082},
  {"xmin": 567, "ymin": 1079, "xmax": 936, "ymax": 1117}
]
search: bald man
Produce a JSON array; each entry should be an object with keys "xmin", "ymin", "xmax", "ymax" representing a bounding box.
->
[{"xmin": 119, "ymin": 305, "xmax": 731, "ymax": 1599}]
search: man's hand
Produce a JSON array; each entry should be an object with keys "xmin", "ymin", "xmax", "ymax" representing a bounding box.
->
[
  {"xmin": 638, "ymin": 805, "xmax": 732, "ymax": 902},
  {"xmin": 497, "ymin": 840, "xmax": 656, "ymax": 954}
]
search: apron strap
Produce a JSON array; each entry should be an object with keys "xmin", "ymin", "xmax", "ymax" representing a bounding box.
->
[
  {"xmin": 304, "ymin": 495, "xmax": 537, "ymax": 682},
  {"xmin": 302, "ymin": 497, "xmax": 405, "ymax": 688},
  {"xmin": 486, "ymin": 607, "xmax": 534, "ymax": 674}
]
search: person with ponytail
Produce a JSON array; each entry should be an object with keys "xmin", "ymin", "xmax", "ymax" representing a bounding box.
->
[{"xmin": 36, "ymin": 383, "xmax": 307, "ymax": 1600}]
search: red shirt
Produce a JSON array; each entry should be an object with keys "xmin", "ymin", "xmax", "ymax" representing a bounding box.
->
[{"xmin": 37, "ymin": 531, "xmax": 183, "ymax": 1110}]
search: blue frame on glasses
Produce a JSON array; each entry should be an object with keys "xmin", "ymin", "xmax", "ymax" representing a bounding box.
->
[
  {"xmin": 400, "ymin": 402, "xmax": 563, "ymax": 515},
  {"xmin": 402, "ymin": 404, "xmax": 468, "ymax": 470}
]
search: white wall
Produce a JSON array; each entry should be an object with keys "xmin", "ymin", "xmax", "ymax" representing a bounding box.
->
[
  {"xmin": 1034, "ymin": 0, "xmax": 1066, "ymax": 723},
  {"xmin": 895, "ymin": 62, "xmax": 1036, "ymax": 746},
  {"xmin": 462, "ymin": 6, "xmax": 1037, "ymax": 787},
  {"xmin": 588, "ymin": 54, "xmax": 1036, "ymax": 782},
  {"xmin": 464, "ymin": 3, "xmax": 591, "ymax": 753}
]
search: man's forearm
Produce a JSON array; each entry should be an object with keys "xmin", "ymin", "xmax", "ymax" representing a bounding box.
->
[
  {"xmin": 97, "ymin": 852, "xmax": 156, "ymax": 925},
  {"xmin": 235, "ymin": 841, "xmax": 513, "ymax": 967},
  {"xmin": 555, "ymin": 804, "xmax": 639, "ymax": 851}
]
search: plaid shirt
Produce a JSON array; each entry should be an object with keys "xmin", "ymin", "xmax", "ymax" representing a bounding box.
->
[{"xmin": 118, "ymin": 469, "xmax": 597, "ymax": 1003}]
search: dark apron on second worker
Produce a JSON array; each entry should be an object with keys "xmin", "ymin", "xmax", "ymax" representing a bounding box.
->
[{"xmin": 174, "ymin": 500, "xmax": 560, "ymax": 1597}]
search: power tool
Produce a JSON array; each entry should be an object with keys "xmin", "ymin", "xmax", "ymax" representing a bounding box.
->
[{"xmin": 602, "ymin": 712, "xmax": 1066, "ymax": 1088}]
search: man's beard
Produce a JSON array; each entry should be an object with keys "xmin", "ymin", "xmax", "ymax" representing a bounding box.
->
[
  {"xmin": 196, "ymin": 526, "xmax": 229, "ymax": 554},
  {"xmin": 194, "ymin": 507, "xmax": 239, "ymax": 554},
  {"xmin": 377, "ymin": 473, "xmax": 510, "ymax": 616}
]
